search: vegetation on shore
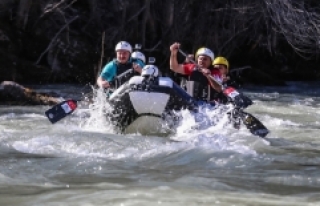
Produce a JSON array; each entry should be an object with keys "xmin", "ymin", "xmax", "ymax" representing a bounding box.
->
[{"xmin": 1, "ymin": 0, "xmax": 320, "ymax": 86}]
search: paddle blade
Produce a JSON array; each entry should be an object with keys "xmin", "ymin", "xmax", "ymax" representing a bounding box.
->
[
  {"xmin": 241, "ymin": 112, "xmax": 269, "ymax": 138},
  {"xmin": 45, "ymin": 100, "xmax": 77, "ymax": 124},
  {"xmin": 223, "ymin": 87, "xmax": 253, "ymax": 109}
]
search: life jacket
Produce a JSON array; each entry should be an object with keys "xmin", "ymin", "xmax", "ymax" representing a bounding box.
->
[
  {"xmin": 212, "ymin": 76, "xmax": 237, "ymax": 104},
  {"xmin": 182, "ymin": 65, "xmax": 219, "ymax": 102},
  {"xmin": 112, "ymin": 60, "xmax": 139, "ymax": 89}
]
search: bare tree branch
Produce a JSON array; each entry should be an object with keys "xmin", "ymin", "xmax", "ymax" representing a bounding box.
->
[{"xmin": 35, "ymin": 15, "xmax": 79, "ymax": 65}]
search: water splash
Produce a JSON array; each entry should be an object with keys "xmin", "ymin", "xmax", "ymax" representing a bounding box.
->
[
  {"xmin": 54, "ymin": 85, "xmax": 265, "ymax": 156},
  {"xmin": 171, "ymin": 104, "xmax": 234, "ymax": 142},
  {"xmin": 79, "ymin": 86, "xmax": 115, "ymax": 133},
  {"xmin": 77, "ymin": 87, "xmax": 253, "ymax": 147}
]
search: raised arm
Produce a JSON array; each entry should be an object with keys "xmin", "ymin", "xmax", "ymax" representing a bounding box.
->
[{"xmin": 169, "ymin": 42, "xmax": 185, "ymax": 74}]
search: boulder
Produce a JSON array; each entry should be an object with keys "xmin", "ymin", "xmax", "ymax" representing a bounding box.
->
[{"xmin": 0, "ymin": 81, "xmax": 61, "ymax": 105}]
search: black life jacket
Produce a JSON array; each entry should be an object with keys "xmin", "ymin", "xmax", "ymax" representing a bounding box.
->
[
  {"xmin": 112, "ymin": 60, "xmax": 139, "ymax": 89},
  {"xmin": 182, "ymin": 65, "xmax": 219, "ymax": 102},
  {"xmin": 212, "ymin": 77, "xmax": 236, "ymax": 104}
]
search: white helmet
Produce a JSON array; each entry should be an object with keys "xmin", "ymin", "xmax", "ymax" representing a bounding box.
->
[
  {"xmin": 131, "ymin": 51, "xmax": 146, "ymax": 63},
  {"xmin": 115, "ymin": 41, "xmax": 132, "ymax": 53},
  {"xmin": 195, "ymin": 47, "xmax": 214, "ymax": 61},
  {"xmin": 141, "ymin": 65, "xmax": 159, "ymax": 77}
]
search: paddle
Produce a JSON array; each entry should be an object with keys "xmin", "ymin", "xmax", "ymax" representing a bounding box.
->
[
  {"xmin": 45, "ymin": 99, "xmax": 77, "ymax": 124},
  {"xmin": 178, "ymin": 49, "xmax": 252, "ymax": 109},
  {"xmin": 44, "ymin": 43, "xmax": 146, "ymax": 124},
  {"xmin": 44, "ymin": 66, "xmax": 136, "ymax": 124},
  {"xmin": 228, "ymin": 107, "xmax": 269, "ymax": 138},
  {"xmin": 178, "ymin": 49, "xmax": 269, "ymax": 138},
  {"xmin": 240, "ymin": 111, "xmax": 269, "ymax": 138}
]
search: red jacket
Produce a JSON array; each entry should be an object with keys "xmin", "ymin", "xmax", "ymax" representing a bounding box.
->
[{"xmin": 183, "ymin": 63, "xmax": 222, "ymax": 84}]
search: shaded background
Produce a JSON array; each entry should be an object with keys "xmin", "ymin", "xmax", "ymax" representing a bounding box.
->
[{"xmin": 1, "ymin": 0, "xmax": 320, "ymax": 85}]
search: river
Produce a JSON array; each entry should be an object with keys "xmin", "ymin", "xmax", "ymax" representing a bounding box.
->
[{"xmin": 0, "ymin": 81, "xmax": 320, "ymax": 206}]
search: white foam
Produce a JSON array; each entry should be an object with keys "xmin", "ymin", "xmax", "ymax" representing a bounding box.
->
[{"xmin": 79, "ymin": 87, "xmax": 116, "ymax": 133}]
